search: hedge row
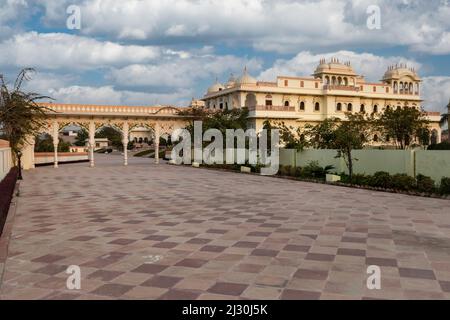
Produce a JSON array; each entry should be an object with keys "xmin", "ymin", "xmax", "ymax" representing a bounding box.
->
[{"xmin": 0, "ymin": 167, "xmax": 19, "ymax": 237}]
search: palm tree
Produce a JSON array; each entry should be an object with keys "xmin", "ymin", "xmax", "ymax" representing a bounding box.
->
[{"xmin": 0, "ymin": 68, "xmax": 52, "ymax": 164}]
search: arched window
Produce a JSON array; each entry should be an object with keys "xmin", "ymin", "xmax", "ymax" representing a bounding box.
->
[
  {"xmin": 394, "ymin": 82, "xmax": 398, "ymax": 94},
  {"xmin": 332, "ymin": 76, "xmax": 336, "ymax": 85},
  {"xmin": 360, "ymin": 104, "xmax": 365, "ymax": 112},
  {"xmin": 284, "ymin": 101, "xmax": 290, "ymax": 107},
  {"xmin": 409, "ymin": 83, "xmax": 413, "ymax": 94},
  {"xmin": 347, "ymin": 103, "xmax": 353, "ymax": 112},
  {"xmin": 338, "ymin": 77, "xmax": 342, "ymax": 85},
  {"xmin": 325, "ymin": 76, "xmax": 330, "ymax": 85},
  {"xmin": 373, "ymin": 104, "xmax": 378, "ymax": 113},
  {"xmin": 385, "ymin": 105, "xmax": 390, "ymax": 111},
  {"xmin": 314, "ymin": 102, "xmax": 320, "ymax": 111},
  {"xmin": 344, "ymin": 77, "xmax": 348, "ymax": 86},
  {"xmin": 299, "ymin": 101, "xmax": 305, "ymax": 111},
  {"xmin": 139, "ymin": 137, "xmax": 143, "ymax": 143},
  {"xmin": 337, "ymin": 103, "xmax": 342, "ymax": 111},
  {"xmin": 144, "ymin": 137, "xmax": 149, "ymax": 143},
  {"xmin": 374, "ymin": 134, "xmax": 379, "ymax": 142},
  {"xmin": 397, "ymin": 105, "xmax": 401, "ymax": 110},
  {"xmin": 386, "ymin": 135, "xmax": 390, "ymax": 142}
]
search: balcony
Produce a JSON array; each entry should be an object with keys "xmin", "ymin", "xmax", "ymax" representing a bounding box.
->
[
  {"xmin": 249, "ymin": 105, "xmax": 296, "ymax": 112},
  {"xmin": 323, "ymin": 85, "xmax": 360, "ymax": 92}
]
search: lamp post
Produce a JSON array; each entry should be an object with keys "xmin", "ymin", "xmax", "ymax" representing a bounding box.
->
[{"xmin": 17, "ymin": 150, "xmax": 23, "ymax": 180}]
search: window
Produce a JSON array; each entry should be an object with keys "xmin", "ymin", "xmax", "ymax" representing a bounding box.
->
[
  {"xmin": 374, "ymin": 134, "xmax": 379, "ymax": 142},
  {"xmin": 336, "ymin": 103, "xmax": 342, "ymax": 111},
  {"xmin": 347, "ymin": 103, "xmax": 353, "ymax": 112},
  {"xmin": 385, "ymin": 105, "xmax": 390, "ymax": 111},
  {"xmin": 284, "ymin": 101, "xmax": 290, "ymax": 107},
  {"xmin": 284, "ymin": 80, "xmax": 288, "ymax": 86},
  {"xmin": 300, "ymin": 81, "xmax": 304, "ymax": 88},
  {"xmin": 315, "ymin": 82, "xmax": 318, "ymax": 88},
  {"xmin": 373, "ymin": 105, "xmax": 378, "ymax": 113},
  {"xmin": 373, "ymin": 86, "xmax": 376, "ymax": 92},
  {"xmin": 386, "ymin": 87, "xmax": 389, "ymax": 93},
  {"xmin": 360, "ymin": 85, "xmax": 364, "ymax": 91},
  {"xmin": 219, "ymin": 103, "xmax": 223, "ymax": 109},
  {"xmin": 314, "ymin": 102, "xmax": 320, "ymax": 111},
  {"xmin": 299, "ymin": 101, "xmax": 305, "ymax": 111},
  {"xmin": 360, "ymin": 104, "xmax": 365, "ymax": 112},
  {"xmin": 225, "ymin": 102, "xmax": 228, "ymax": 109},
  {"xmin": 265, "ymin": 100, "xmax": 272, "ymax": 106}
]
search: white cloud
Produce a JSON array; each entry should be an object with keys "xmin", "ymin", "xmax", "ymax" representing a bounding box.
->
[
  {"xmin": 258, "ymin": 50, "xmax": 420, "ymax": 82},
  {"xmin": 44, "ymin": 85, "xmax": 193, "ymax": 106},
  {"xmin": 31, "ymin": 0, "xmax": 450, "ymax": 55},
  {"xmin": 0, "ymin": 32, "xmax": 161, "ymax": 70},
  {"xmin": 421, "ymin": 76, "xmax": 450, "ymax": 112},
  {"xmin": 107, "ymin": 55, "xmax": 263, "ymax": 88}
]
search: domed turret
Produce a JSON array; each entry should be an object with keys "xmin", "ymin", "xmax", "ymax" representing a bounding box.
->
[
  {"xmin": 236, "ymin": 67, "xmax": 257, "ymax": 85},
  {"xmin": 382, "ymin": 64, "xmax": 420, "ymax": 82},
  {"xmin": 225, "ymin": 73, "xmax": 237, "ymax": 88},
  {"xmin": 207, "ymin": 81, "xmax": 224, "ymax": 94}
]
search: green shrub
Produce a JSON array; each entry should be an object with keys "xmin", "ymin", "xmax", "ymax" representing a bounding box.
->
[
  {"xmin": 368, "ymin": 171, "xmax": 392, "ymax": 189},
  {"xmin": 440, "ymin": 177, "xmax": 450, "ymax": 195},
  {"xmin": 301, "ymin": 161, "xmax": 334, "ymax": 179},
  {"xmin": 428, "ymin": 142, "xmax": 450, "ymax": 150},
  {"xmin": 134, "ymin": 149, "xmax": 153, "ymax": 157},
  {"xmin": 416, "ymin": 174, "xmax": 435, "ymax": 193},
  {"xmin": 350, "ymin": 174, "xmax": 369, "ymax": 186},
  {"xmin": 391, "ymin": 174, "xmax": 416, "ymax": 191},
  {"xmin": 278, "ymin": 165, "xmax": 290, "ymax": 176}
]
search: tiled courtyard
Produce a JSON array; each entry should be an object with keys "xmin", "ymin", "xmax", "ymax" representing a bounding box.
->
[{"xmin": 1, "ymin": 154, "xmax": 450, "ymax": 300}]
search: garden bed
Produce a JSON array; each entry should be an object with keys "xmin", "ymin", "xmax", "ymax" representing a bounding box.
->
[{"xmin": 0, "ymin": 167, "xmax": 19, "ymax": 236}]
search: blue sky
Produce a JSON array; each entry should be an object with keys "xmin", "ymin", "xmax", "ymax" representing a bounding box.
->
[{"xmin": 0, "ymin": 0, "xmax": 449, "ymax": 112}]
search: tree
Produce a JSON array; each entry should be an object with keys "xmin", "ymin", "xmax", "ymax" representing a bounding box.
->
[
  {"xmin": 333, "ymin": 112, "xmax": 374, "ymax": 181},
  {"xmin": 34, "ymin": 134, "xmax": 70, "ymax": 152},
  {"xmin": 264, "ymin": 120, "xmax": 307, "ymax": 151},
  {"xmin": 377, "ymin": 107, "xmax": 429, "ymax": 149},
  {"xmin": 74, "ymin": 128, "xmax": 89, "ymax": 146},
  {"xmin": 178, "ymin": 107, "xmax": 249, "ymax": 146},
  {"xmin": 0, "ymin": 68, "xmax": 52, "ymax": 163},
  {"xmin": 304, "ymin": 118, "xmax": 339, "ymax": 149},
  {"xmin": 96, "ymin": 126, "xmax": 123, "ymax": 150}
]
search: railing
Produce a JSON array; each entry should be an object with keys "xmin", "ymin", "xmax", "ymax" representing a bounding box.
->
[
  {"xmin": 38, "ymin": 103, "xmax": 181, "ymax": 116},
  {"xmin": 0, "ymin": 140, "xmax": 13, "ymax": 182},
  {"xmin": 323, "ymin": 85, "xmax": 360, "ymax": 92},
  {"xmin": 249, "ymin": 105, "xmax": 296, "ymax": 112}
]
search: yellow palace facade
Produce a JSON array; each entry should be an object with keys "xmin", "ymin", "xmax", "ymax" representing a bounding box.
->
[{"xmin": 202, "ymin": 59, "xmax": 442, "ymax": 144}]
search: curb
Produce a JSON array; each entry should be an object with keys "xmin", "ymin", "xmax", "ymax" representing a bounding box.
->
[{"xmin": 0, "ymin": 181, "xmax": 20, "ymax": 291}]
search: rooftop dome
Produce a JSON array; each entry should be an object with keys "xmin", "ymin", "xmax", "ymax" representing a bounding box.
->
[
  {"xmin": 314, "ymin": 58, "xmax": 356, "ymax": 76},
  {"xmin": 225, "ymin": 73, "xmax": 237, "ymax": 88},
  {"xmin": 236, "ymin": 67, "xmax": 257, "ymax": 85},
  {"xmin": 383, "ymin": 64, "xmax": 420, "ymax": 81},
  {"xmin": 207, "ymin": 81, "xmax": 224, "ymax": 94}
]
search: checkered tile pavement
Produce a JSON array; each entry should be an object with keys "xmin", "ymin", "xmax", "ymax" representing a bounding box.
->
[{"xmin": 1, "ymin": 154, "xmax": 450, "ymax": 300}]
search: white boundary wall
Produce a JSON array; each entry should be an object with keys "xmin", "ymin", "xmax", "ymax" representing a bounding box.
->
[{"xmin": 279, "ymin": 149, "xmax": 450, "ymax": 184}]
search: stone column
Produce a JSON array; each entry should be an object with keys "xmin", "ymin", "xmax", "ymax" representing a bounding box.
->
[
  {"xmin": 89, "ymin": 122, "xmax": 96, "ymax": 167},
  {"xmin": 122, "ymin": 122, "xmax": 129, "ymax": 166},
  {"xmin": 154, "ymin": 123, "xmax": 160, "ymax": 164},
  {"xmin": 52, "ymin": 121, "xmax": 59, "ymax": 168}
]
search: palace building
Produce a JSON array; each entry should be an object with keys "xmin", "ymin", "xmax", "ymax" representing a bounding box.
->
[{"xmin": 202, "ymin": 59, "xmax": 442, "ymax": 144}]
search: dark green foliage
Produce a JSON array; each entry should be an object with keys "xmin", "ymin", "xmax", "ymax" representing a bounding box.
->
[
  {"xmin": 368, "ymin": 171, "xmax": 392, "ymax": 189},
  {"xmin": 390, "ymin": 174, "xmax": 416, "ymax": 191},
  {"xmin": 428, "ymin": 142, "xmax": 450, "ymax": 150},
  {"xmin": 416, "ymin": 174, "xmax": 435, "ymax": 193},
  {"xmin": 34, "ymin": 134, "xmax": 70, "ymax": 152},
  {"xmin": 440, "ymin": 177, "xmax": 450, "ymax": 195}
]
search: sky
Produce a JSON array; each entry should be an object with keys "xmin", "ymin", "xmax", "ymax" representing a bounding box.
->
[{"xmin": 0, "ymin": 0, "xmax": 449, "ymax": 112}]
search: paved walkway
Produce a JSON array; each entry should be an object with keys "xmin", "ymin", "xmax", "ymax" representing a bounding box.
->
[{"xmin": 1, "ymin": 154, "xmax": 450, "ymax": 300}]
